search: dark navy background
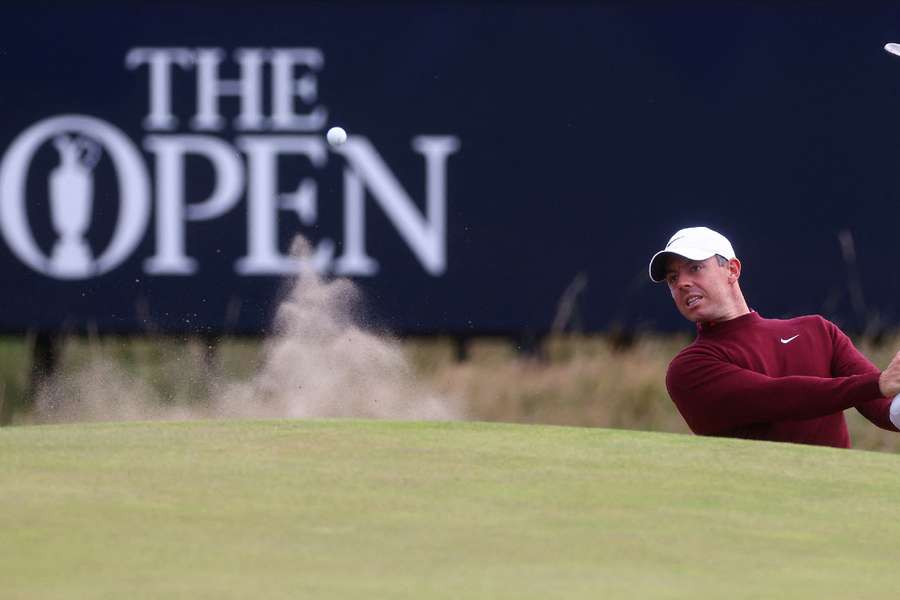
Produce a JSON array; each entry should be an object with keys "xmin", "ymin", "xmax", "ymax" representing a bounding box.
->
[{"xmin": 2, "ymin": 3, "xmax": 900, "ymax": 335}]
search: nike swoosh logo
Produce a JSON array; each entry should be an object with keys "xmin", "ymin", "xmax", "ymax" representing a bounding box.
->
[{"xmin": 780, "ymin": 335, "xmax": 800, "ymax": 344}]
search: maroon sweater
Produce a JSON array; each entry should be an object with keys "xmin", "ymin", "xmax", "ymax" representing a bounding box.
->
[{"xmin": 666, "ymin": 311, "xmax": 897, "ymax": 448}]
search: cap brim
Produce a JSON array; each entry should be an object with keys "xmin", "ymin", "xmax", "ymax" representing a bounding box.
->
[{"xmin": 648, "ymin": 248, "xmax": 717, "ymax": 282}]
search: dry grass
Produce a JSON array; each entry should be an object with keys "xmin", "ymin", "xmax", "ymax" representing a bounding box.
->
[
  {"xmin": 3, "ymin": 332, "xmax": 900, "ymax": 452},
  {"xmin": 415, "ymin": 335, "xmax": 691, "ymax": 434}
]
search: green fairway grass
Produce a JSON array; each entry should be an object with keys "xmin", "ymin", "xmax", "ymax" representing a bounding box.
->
[{"xmin": 1, "ymin": 420, "xmax": 899, "ymax": 599}]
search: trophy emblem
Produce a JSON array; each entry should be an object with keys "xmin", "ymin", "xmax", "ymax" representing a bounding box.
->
[{"xmin": 48, "ymin": 135, "xmax": 101, "ymax": 276}]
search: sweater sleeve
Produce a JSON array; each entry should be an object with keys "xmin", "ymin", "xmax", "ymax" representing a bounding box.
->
[
  {"xmin": 826, "ymin": 320, "xmax": 899, "ymax": 432},
  {"xmin": 666, "ymin": 346, "xmax": 883, "ymax": 436}
]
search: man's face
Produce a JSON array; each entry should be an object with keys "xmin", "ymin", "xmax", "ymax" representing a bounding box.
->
[{"xmin": 664, "ymin": 255, "xmax": 735, "ymax": 322}]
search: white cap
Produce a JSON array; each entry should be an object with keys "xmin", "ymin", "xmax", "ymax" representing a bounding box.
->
[{"xmin": 648, "ymin": 226, "xmax": 736, "ymax": 282}]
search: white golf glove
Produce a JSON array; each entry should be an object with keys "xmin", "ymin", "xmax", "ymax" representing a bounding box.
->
[{"xmin": 891, "ymin": 394, "xmax": 900, "ymax": 430}]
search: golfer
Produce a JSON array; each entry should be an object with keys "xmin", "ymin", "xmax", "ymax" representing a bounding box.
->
[{"xmin": 649, "ymin": 226, "xmax": 900, "ymax": 447}]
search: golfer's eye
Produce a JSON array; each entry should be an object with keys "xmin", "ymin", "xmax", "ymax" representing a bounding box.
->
[
  {"xmin": 667, "ymin": 274, "xmax": 677, "ymax": 284},
  {"xmin": 690, "ymin": 264, "xmax": 703, "ymax": 272}
]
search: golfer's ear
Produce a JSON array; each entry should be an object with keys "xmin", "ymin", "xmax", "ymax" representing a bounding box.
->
[{"xmin": 728, "ymin": 258, "xmax": 741, "ymax": 282}]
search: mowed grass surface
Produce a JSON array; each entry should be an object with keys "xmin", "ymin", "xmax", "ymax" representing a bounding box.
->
[{"xmin": 2, "ymin": 420, "xmax": 900, "ymax": 599}]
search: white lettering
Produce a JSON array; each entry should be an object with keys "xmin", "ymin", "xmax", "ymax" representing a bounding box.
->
[
  {"xmin": 270, "ymin": 48, "xmax": 327, "ymax": 131},
  {"xmin": 191, "ymin": 48, "xmax": 266, "ymax": 131},
  {"xmin": 337, "ymin": 168, "xmax": 378, "ymax": 275},
  {"xmin": 334, "ymin": 135, "xmax": 460, "ymax": 275},
  {"xmin": 143, "ymin": 135, "xmax": 245, "ymax": 274},
  {"xmin": 235, "ymin": 135, "xmax": 333, "ymax": 274},
  {"xmin": 125, "ymin": 48, "xmax": 195, "ymax": 131},
  {"xmin": 0, "ymin": 48, "xmax": 461, "ymax": 283}
]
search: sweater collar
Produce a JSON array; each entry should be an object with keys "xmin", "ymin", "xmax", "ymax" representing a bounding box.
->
[{"xmin": 696, "ymin": 310, "xmax": 760, "ymax": 337}]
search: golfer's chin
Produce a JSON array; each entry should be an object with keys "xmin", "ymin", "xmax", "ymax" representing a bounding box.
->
[{"xmin": 678, "ymin": 303, "xmax": 715, "ymax": 323}]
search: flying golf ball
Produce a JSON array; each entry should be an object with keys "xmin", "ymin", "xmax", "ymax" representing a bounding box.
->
[{"xmin": 326, "ymin": 126, "xmax": 348, "ymax": 146}]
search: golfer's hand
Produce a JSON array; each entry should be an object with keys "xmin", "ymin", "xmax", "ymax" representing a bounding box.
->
[{"xmin": 879, "ymin": 350, "xmax": 900, "ymax": 398}]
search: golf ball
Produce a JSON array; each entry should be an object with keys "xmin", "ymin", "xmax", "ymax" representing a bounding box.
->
[{"xmin": 326, "ymin": 126, "xmax": 348, "ymax": 146}]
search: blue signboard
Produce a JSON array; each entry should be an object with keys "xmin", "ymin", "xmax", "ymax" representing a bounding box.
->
[{"xmin": 2, "ymin": 3, "xmax": 900, "ymax": 335}]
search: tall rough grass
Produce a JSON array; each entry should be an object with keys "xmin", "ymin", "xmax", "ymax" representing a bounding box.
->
[
  {"xmin": 2, "ymin": 333, "xmax": 900, "ymax": 452},
  {"xmin": 415, "ymin": 335, "xmax": 691, "ymax": 434}
]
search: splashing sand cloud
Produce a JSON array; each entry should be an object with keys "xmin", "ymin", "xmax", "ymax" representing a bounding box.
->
[{"xmin": 35, "ymin": 236, "xmax": 462, "ymax": 423}]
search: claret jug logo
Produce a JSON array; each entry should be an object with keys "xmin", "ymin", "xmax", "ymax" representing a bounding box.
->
[{"xmin": 0, "ymin": 47, "xmax": 460, "ymax": 280}]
